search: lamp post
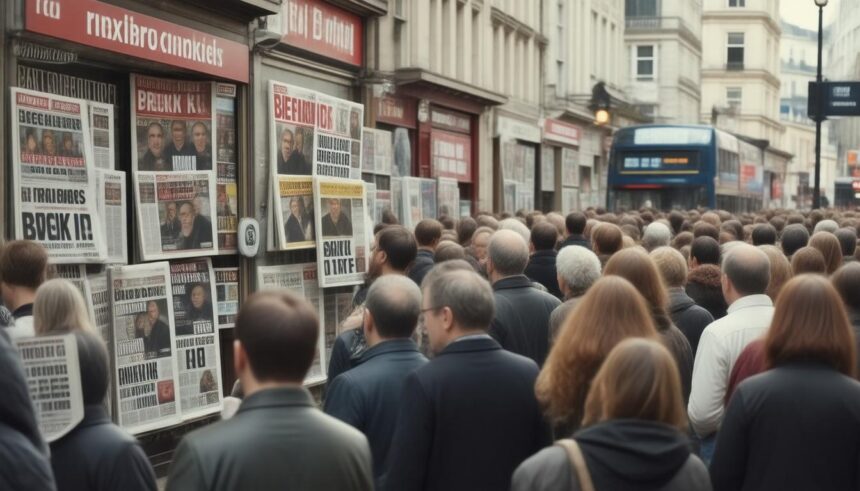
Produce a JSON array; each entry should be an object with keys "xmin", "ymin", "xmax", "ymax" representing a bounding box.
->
[{"xmin": 812, "ymin": 0, "xmax": 828, "ymax": 209}]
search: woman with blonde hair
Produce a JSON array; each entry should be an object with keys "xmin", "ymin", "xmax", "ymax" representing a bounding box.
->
[
  {"xmin": 535, "ymin": 276, "xmax": 658, "ymax": 437},
  {"xmin": 514, "ymin": 339, "xmax": 710, "ymax": 491},
  {"xmin": 758, "ymin": 245, "xmax": 792, "ymax": 301},
  {"xmin": 33, "ymin": 278, "xmax": 93, "ymax": 335}
]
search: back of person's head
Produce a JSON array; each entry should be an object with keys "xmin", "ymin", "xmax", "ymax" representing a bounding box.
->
[
  {"xmin": 531, "ymin": 222, "xmax": 559, "ymax": 251},
  {"xmin": 545, "ymin": 212, "xmax": 566, "ymax": 237},
  {"xmin": 809, "ymin": 232, "xmax": 843, "ymax": 275},
  {"xmin": 701, "ymin": 211, "xmax": 722, "ymax": 227},
  {"xmin": 642, "ymin": 222, "xmax": 671, "ymax": 251},
  {"xmin": 438, "ymin": 215, "xmax": 456, "ymax": 230},
  {"xmin": 620, "ymin": 224, "xmax": 641, "ymax": 241},
  {"xmin": 33, "ymin": 279, "xmax": 93, "ymax": 336},
  {"xmin": 235, "ymin": 290, "xmax": 319, "ymax": 383},
  {"xmin": 769, "ymin": 215, "xmax": 786, "ymax": 232},
  {"xmin": 766, "ymin": 275, "xmax": 855, "ymax": 376},
  {"xmin": 0, "ymin": 240, "xmax": 48, "ymax": 289},
  {"xmin": 475, "ymin": 214, "xmax": 499, "ymax": 230},
  {"xmin": 536, "ymin": 276, "xmax": 658, "ymax": 427},
  {"xmin": 832, "ymin": 263, "xmax": 860, "ymax": 313},
  {"xmin": 566, "ymin": 212, "xmax": 587, "ymax": 235},
  {"xmin": 650, "ymin": 247, "xmax": 688, "ymax": 289},
  {"xmin": 752, "ymin": 224, "xmax": 778, "ymax": 246},
  {"xmin": 434, "ymin": 240, "xmax": 466, "ymax": 263},
  {"xmin": 791, "ymin": 246, "xmax": 828, "ymax": 276},
  {"xmin": 457, "ymin": 217, "xmax": 478, "ymax": 245},
  {"xmin": 414, "ymin": 219, "xmax": 443, "ymax": 248},
  {"xmin": 557, "ymin": 246, "xmax": 601, "ymax": 297},
  {"xmin": 692, "ymin": 221, "xmax": 720, "ymax": 241},
  {"xmin": 498, "ymin": 218, "xmax": 531, "ymax": 244},
  {"xmin": 781, "ymin": 224, "xmax": 810, "ymax": 257},
  {"xmin": 381, "ymin": 209, "xmax": 399, "ymax": 225},
  {"xmin": 722, "ymin": 243, "xmax": 770, "ymax": 296},
  {"xmin": 421, "ymin": 268, "xmax": 494, "ymax": 331},
  {"xmin": 582, "ymin": 338, "xmax": 686, "ymax": 430},
  {"xmin": 721, "ymin": 220, "xmax": 744, "ymax": 242},
  {"xmin": 591, "ymin": 223, "xmax": 624, "ymax": 256},
  {"xmin": 376, "ymin": 225, "xmax": 417, "ymax": 272},
  {"xmin": 759, "ymin": 245, "xmax": 793, "ymax": 301},
  {"xmin": 668, "ymin": 211, "xmax": 684, "ymax": 235},
  {"xmin": 488, "ymin": 229, "xmax": 529, "ymax": 277},
  {"xmin": 366, "ymin": 275, "xmax": 421, "ymax": 339},
  {"xmin": 75, "ymin": 330, "xmax": 110, "ymax": 405},
  {"xmin": 835, "ymin": 228, "xmax": 858, "ymax": 257},
  {"xmin": 604, "ymin": 248, "xmax": 669, "ymax": 313},
  {"xmin": 814, "ymin": 219, "xmax": 839, "ymax": 234},
  {"xmin": 690, "ymin": 236, "xmax": 721, "ymax": 266},
  {"xmin": 671, "ymin": 231, "xmax": 694, "ymax": 250}
]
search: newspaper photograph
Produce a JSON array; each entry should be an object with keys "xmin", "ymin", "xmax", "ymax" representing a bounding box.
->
[
  {"xmin": 216, "ymin": 84, "xmax": 238, "ymax": 252},
  {"xmin": 323, "ymin": 290, "xmax": 355, "ymax": 372},
  {"xmin": 214, "ymin": 268, "xmax": 239, "ymax": 330},
  {"xmin": 274, "ymin": 176, "xmax": 315, "ymax": 251},
  {"xmin": 110, "ymin": 262, "xmax": 180, "ymax": 434},
  {"xmin": 270, "ymin": 81, "xmax": 316, "ymax": 176},
  {"xmin": 314, "ymin": 93, "xmax": 363, "ymax": 179},
  {"xmin": 314, "ymin": 178, "xmax": 369, "ymax": 288},
  {"xmin": 95, "ymin": 169, "xmax": 128, "ymax": 264},
  {"xmin": 169, "ymin": 259, "xmax": 222, "ymax": 419},
  {"xmin": 437, "ymin": 177, "xmax": 459, "ymax": 218},
  {"xmin": 89, "ymin": 102, "xmax": 114, "ymax": 170},
  {"xmin": 135, "ymin": 171, "xmax": 218, "ymax": 260},
  {"xmin": 256, "ymin": 263, "xmax": 326, "ymax": 385},
  {"xmin": 11, "ymin": 87, "xmax": 107, "ymax": 263},
  {"xmin": 15, "ymin": 334, "xmax": 84, "ymax": 442},
  {"xmin": 361, "ymin": 128, "xmax": 393, "ymax": 176},
  {"xmin": 131, "ymin": 75, "xmax": 216, "ymax": 172}
]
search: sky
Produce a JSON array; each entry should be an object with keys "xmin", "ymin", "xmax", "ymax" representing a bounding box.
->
[{"xmin": 781, "ymin": 0, "xmax": 840, "ymax": 30}]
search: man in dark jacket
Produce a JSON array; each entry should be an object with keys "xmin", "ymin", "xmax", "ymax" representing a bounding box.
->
[
  {"xmin": 321, "ymin": 198, "xmax": 353, "ymax": 237},
  {"xmin": 167, "ymin": 290, "xmax": 372, "ymax": 491},
  {"xmin": 383, "ymin": 268, "xmax": 551, "ymax": 491},
  {"xmin": 325, "ymin": 275, "xmax": 428, "ymax": 486},
  {"xmin": 407, "ymin": 219, "xmax": 442, "ymax": 286},
  {"xmin": 525, "ymin": 222, "xmax": 562, "ymax": 299},
  {"xmin": 487, "ymin": 230, "xmax": 561, "ymax": 366},
  {"xmin": 686, "ymin": 264, "xmax": 728, "ymax": 320},
  {"xmin": 651, "ymin": 247, "xmax": 714, "ymax": 356},
  {"xmin": 557, "ymin": 211, "xmax": 591, "ymax": 251}
]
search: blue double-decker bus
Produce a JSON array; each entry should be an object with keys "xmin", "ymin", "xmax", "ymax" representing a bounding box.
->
[{"xmin": 607, "ymin": 125, "xmax": 765, "ymax": 212}]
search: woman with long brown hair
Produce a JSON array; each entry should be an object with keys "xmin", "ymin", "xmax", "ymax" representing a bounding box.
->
[
  {"xmin": 711, "ymin": 275, "xmax": 860, "ymax": 491},
  {"xmin": 535, "ymin": 276, "xmax": 658, "ymax": 437},
  {"xmin": 790, "ymin": 246, "xmax": 827, "ymax": 275},
  {"xmin": 603, "ymin": 248, "xmax": 694, "ymax": 403},
  {"xmin": 809, "ymin": 231, "xmax": 843, "ymax": 275},
  {"xmin": 514, "ymin": 339, "xmax": 710, "ymax": 491}
]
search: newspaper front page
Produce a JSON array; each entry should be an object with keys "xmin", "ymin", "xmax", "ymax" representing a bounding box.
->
[
  {"xmin": 420, "ymin": 178, "xmax": 438, "ymax": 220},
  {"xmin": 87, "ymin": 271, "xmax": 112, "ymax": 416},
  {"xmin": 169, "ymin": 259, "xmax": 222, "ymax": 419},
  {"xmin": 110, "ymin": 262, "xmax": 181, "ymax": 434},
  {"xmin": 214, "ymin": 268, "xmax": 239, "ymax": 329},
  {"xmin": 215, "ymin": 83, "xmax": 239, "ymax": 253},
  {"xmin": 437, "ymin": 177, "xmax": 460, "ymax": 218},
  {"xmin": 314, "ymin": 178, "xmax": 369, "ymax": 288},
  {"xmin": 401, "ymin": 177, "xmax": 421, "ymax": 229},
  {"xmin": 375, "ymin": 189, "xmax": 391, "ymax": 225},
  {"xmin": 89, "ymin": 101, "xmax": 114, "ymax": 170},
  {"xmin": 323, "ymin": 290, "xmax": 355, "ymax": 370},
  {"xmin": 15, "ymin": 334, "xmax": 84, "ymax": 442},
  {"xmin": 361, "ymin": 128, "xmax": 393, "ymax": 176},
  {"xmin": 53, "ymin": 264, "xmax": 91, "ymax": 303},
  {"xmin": 390, "ymin": 177, "xmax": 403, "ymax": 225},
  {"xmin": 274, "ymin": 176, "xmax": 316, "ymax": 250},
  {"xmin": 95, "ymin": 169, "xmax": 128, "ymax": 264},
  {"xmin": 314, "ymin": 93, "xmax": 363, "ymax": 180},
  {"xmin": 11, "ymin": 88, "xmax": 107, "ymax": 263}
]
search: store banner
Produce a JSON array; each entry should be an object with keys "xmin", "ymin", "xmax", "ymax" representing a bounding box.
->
[
  {"xmin": 215, "ymin": 83, "xmax": 239, "ymax": 253},
  {"xmin": 544, "ymin": 118, "xmax": 582, "ymax": 147},
  {"xmin": 314, "ymin": 93, "xmax": 363, "ymax": 179},
  {"xmin": 25, "ymin": 0, "xmax": 249, "ymax": 82},
  {"xmin": 431, "ymin": 130, "xmax": 472, "ymax": 182},
  {"xmin": 214, "ymin": 268, "xmax": 239, "ymax": 330},
  {"xmin": 375, "ymin": 96, "xmax": 417, "ymax": 128},
  {"xmin": 276, "ymin": 0, "xmax": 363, "ymax": 67},
  {"xmin": 11, "ymin": 88, "xmax": 108, "ymax": 263},
  {"xmin": 314, "ymin": 178, "xmax": 369, "ymax": 288}
]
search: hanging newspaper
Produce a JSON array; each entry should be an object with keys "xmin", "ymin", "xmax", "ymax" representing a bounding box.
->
[
  {"xmin": 401, "ymin": 177, "xmax": 422, "ymax": 229},
  {"xmin": 215, "ymin": 83, "xmax": 239, "ymax": 253},
  {"xmin": 135, "ymin": 171, "xmax": 218, "ymax": 260},
  {"xmin": 314, "ymin": 178, "xmax": 369, "ymax": 288},
  {"xmin": 270, "ymin": 81, "xmax": 316, "ymax": 176},
  {"xmin": 15, "ymin": 334, "xmax": 84, "ymax": 442},
  {"xmin": 214, "ymin": 268, "xmax": 239, "ymax": 329},
  {"xmin": 11, "ymin": 88, "xmax": 107, "ymax": 263},
  {"xmin": 257, "ymin": 263, "xmax": 326, "ymax": 385},
  {"xmin": 110, "ymin": 262, "xmax": 180, "ymax": 434},
  {"xmin": 437, "ymin": 177, "xmax": 459, "ymax": 218},
  {"xmin": 274, "ymin": 176, "xmax": 315, "ymax": 250},
  {"xmin": 361, "ymin": 128, "xmax": 393, "ymax": 176},
  {"xmin": 323, "ymin": 290, "xmax": 355, "ymax": 369},
  {"xmin": 131, "ymin": 75, "xmax": 216, "ymax": 172},
  {"xmin": 365, "ymin": 181, "xmax": 377, "ymax": 232},
  {"xmin": 375, "ymin": 189, "xmax": 391, "ymax": 225},
  {"xmin": 95, "ymin": 169, "xmax": 128, "ymax": 264},
  {"xmin": 89, "ymin": 102, "xmax": 114, "ymax": 170},
  {"xmin": 87, "ymin": 272, "xmax": 111, "ymax": 343},
  {"xmin": 390, "ymin": 177, "xmax": 403, "ymax": 225},
  {"xmin": 169, "ymin": 259, "xmax": 222, "ymax": 419},
  {"xmin": 420, "ymin": 178, "xmax": 438, "ymax": 220},
  {"xmin": 314, "ymin": 93, "xmax": 363, "ymax": 179},
  {"xmin": 53, "ymin": 264, "xmax": 91, "ymax": 303}
]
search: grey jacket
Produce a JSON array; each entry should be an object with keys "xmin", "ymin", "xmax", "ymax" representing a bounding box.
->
[{"xmin": 166, "ymin": 387, "xmax": 372, "ymax": 491}]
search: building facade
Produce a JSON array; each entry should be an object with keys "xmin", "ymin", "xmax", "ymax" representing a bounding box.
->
[{"xmin": 825, "ymin": 0, "xmax": 860, "ymax": 180}]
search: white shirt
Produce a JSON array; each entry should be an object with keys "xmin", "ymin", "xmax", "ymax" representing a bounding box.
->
[
  {"xmin": 5, "ymin": 315, "xmax": 35, "ymax": 341},
  {"xmin": 688, "ymin": 294, "xmax": 774, "ymax": 437}
]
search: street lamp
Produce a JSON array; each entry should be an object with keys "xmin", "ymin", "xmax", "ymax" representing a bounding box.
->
[{"xmin": 812, "ymin": 0, "xmax": 827, "ymax": 209}]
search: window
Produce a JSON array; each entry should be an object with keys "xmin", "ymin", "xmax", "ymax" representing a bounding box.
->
[
  {"xmin": 728, "ymin": 0, "xmax": 745, "ymax": 7},
  {"xmin": 636, "ymin": 45, "xmax": 655, "ymax": 80},
  {"xmin": 727, "ymin": 87, "xmax": 742, "ymax": 110},
  {"xmin": 626, "ymin": 0, "xmax": 658, "ymax": 17},
  {"xmin": 727, "ymin": 32, "xmax": 744, "ymax": 69}
]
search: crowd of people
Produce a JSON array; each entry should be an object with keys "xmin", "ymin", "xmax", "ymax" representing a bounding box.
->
[{"xmin": 3, "ymin": 205, "xmax": 860, "ymax": 490}]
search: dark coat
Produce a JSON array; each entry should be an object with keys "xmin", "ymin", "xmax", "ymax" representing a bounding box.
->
[
  {"xmin": 525, "ymin": 250, "xmax": 563, "ymax": 299},
  {"xmin": 167, "ymin": 387, "xmax": 372, "ymax": 491},
  {"xmin": 51, "ymin": 405, "xmax": 156, "ymax": 491},
  {"xmin": 407, "ymin": 249, "xmax": 435, "ymax": 287},
  {"xmin": 324, "ymin": 339, "xmax": 428, "ymax": 485},
  {"xmin": 656, "ymin": 315, "xmax": 694, "ymax": 405},
  {"xmin": 711, "ymin": 363, "xmax": 860, "ymax": 491},
  {"xmin": 668, "ymin": 288, "xmax": 714, "ymax": 356},
  {"xmin": 685, "ymin": 266, "xmax": 727, "ymax": 320},
  {"xmin": 284, "ymin": 151, "xmax": 312, "ymax": 175},
  {"xmin": 144, "ymin": 319, "xmax": 172, "ymax": 359},
  {"xmin": 383, "ymin": 336, "xmax": 551, "ymax": 491},
  {"xmin": 322, "ymin": 213, "xmax": 353, "ymax": 237},
  {"xmin": 285, "ymin": 214, "xmax": 310, "ymax": 243},
  {"xmin": 489, "ymin": 275, "xmax": 562, "ymax": 367},
  {"xmin": 558, "ymin": 234, "xmax": 591, "ymax": 251}
]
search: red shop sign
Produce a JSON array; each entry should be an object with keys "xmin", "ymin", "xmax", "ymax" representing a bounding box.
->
[
  {"xmin": 375, "ymin": 95, "xmax": 416, "ymax": 128},
  {"xmin": 544, "ymin": 118, "xmax": 582, "ymax": 147},
  {"xmin": 280, "ymin": 0, "xmax": 363, "ymax": 67},
  {"xmin": 25, "ymin": 0, "xmax": 250, "ymax": 83},
  {"xmin": 431, "ymin": 130, "xmax": 472, "ymax": 182}
]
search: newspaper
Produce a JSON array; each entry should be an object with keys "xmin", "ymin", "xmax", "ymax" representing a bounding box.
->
[
  {"xmin": 314, "ymin": 178, "xmax": 369, "ymax": 288},
  {"xmin": 364, "ymin": 182, "xmax": 377, "ymax": 233},
  {"xmin": 401, "ymin": 177, "xmax": 422, "ymax": 229},
  {"xmin": 53, "ymin": 264, "xmax": 91, "ymax": 304},
  {"xmin": 135, "ymin": 171, "xmax": 218, "ymax": 260},
  {"xmin": 169, "ymin": 259, "xmax": 222, "ymax": 419},
  {"xmin": 95, "ymin": 169, "xmax": 128, "ymax": 264},
  {"xmin": 87, "ymin": 272, "xmax": 111, "ymax": 344},
  {"xmin": 89, "ymin": 102, "xmax": 114, "ymax": 170},
  {"xmin": 214, "ymin": 268, "xmax": 239, "ymax": 329},
  {"xmin": 216, "ymin": 84, "xmax": 239, "ymax": 252},
  {"xmin": 270, "ymin": 81, "xmax": 316, "ymax": 177},
  {"xmin": 15, "ymin": 334, "xmax": 84, "ymax": 442},
  {"xmin": 314, "ymin": 93, "xmax": 363, "ymax": 180},
  {"xmin": 109, "ymin": 262, "xmax": 180, "ymax": 434},
  {"xmin": 323, "ymin": 290, "xmax": 355, "ymax": 368},
  {"xmin": 420, "ymin": 178, "xmax": 438, "ymax": 220},
  {"xmin": 361, "ymin": 128, "xmax": 393, "ymax": 175},
  {"xmin": 131, "ymin": 75, "xmax": 216, "ymax": 172},
  {"xmin": 274, "ymin": 176, "xmax": 316, "ymax": 250},
  {"xmin": 11, "ymin": 88, "xmax": 107, "ymax": 263},
  {"xmin": 256, "ymin": 264, "xmax": 326, "ymax": 385},
  {"xmin": 375, "ymin": 189, "xmax": 391, "ymax": 225},
  {"xmin": 437, "ymin": 177, "xmax": 459, "ymax": 218},
  {"xmin": 390, "ymin": 177, "xmax": 403, "ymax": 225}
]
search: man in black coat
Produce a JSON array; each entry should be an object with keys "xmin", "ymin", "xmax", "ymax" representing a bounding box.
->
[
  {"xmin": 324, "ymin": 275, "xmax": 428, "ymax": 487},
  {"xmin": 383, "ymin": 268, "xmax": 551, "ymax": 491},
  {"xmin": 525, "ymin": 222, "xmax": 562, "ymax": 299},
  {"xmin": 557, "ymin": 211, "xmax": 591, "ymax": 251},
  {"xmin": 487, "ymin": 230, "xmax": 561, "ymax": 367},
  {"xmin": 143, "ymin": 301, "xmax": 171, "ymax": 359},
  {"xmin": 408, "ymin": 219, "xmax": 442, "ymax": 286}
]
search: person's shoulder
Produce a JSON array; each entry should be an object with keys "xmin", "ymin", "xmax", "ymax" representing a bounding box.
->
[
  {"xmin": 511, "ymin": 445, "xmax": 571, "ymax": 491},
  {"xmin": 492, "ymin": 348, "xmax": 541, "ymax": 375},
  {"xmin": 309, "ymin": 410, "xmax": 370, "ymax": 453},
  {"xmin": 667, "ymin": 455, "xmax": 711, "ymax": 490}
]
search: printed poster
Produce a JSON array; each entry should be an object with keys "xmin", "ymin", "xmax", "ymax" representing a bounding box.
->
[
  {"xmin": 313, "ymin": 178, "xmax": 369, "ymax": 288},
  {"xmin": 314, "ymin": 93, "xmax": 363, "ymax": 179}
]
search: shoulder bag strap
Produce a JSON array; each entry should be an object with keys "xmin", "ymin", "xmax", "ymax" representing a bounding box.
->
[{"xmin": 556, "ymin": 439, "xmax": 596, "ymax": 491}]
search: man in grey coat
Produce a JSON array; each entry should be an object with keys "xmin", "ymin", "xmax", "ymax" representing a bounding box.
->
[{"xmin": 167, "ymin": 290, "xmax": 372, "ymax": 491}]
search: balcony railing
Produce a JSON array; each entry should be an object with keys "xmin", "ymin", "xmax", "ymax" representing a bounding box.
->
[{"xmin": 624, "ymin": 16, "xmax": 701, "ymax": 42}]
